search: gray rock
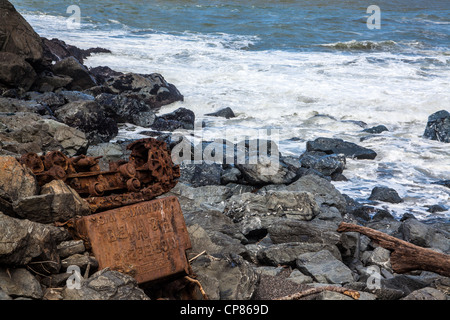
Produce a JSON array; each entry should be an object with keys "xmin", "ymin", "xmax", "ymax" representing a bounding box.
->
[
  {"xmin": 0, "ymin": 288, "xmax": 12, "ymax": 300},
  {"xmin": 401, "ymin": 218, "xmax": 449, "ymax": 253},
  {"xmin": 287, "ymin": 269, "xmax": 314, "ymax": 285},
  {"xmin": 423, "ymin": 110, "xmax": 450, "ymax": 143},
  {"xmin": 0, "ymin": 212, "xmax": 60, "ymax": 267},
  {"xmin": 191, "ymin": 254, "xmax": 259, "ymax": 300},
  {"xmin": 268, "ymin": 218, "xmax": 341, "ymax": 248},
  {"xmin": 367, "ymin": 247, "xmax": 392, "ymax": 271},
  {"xmin": 221, "ymin": 167, "xmax": 242, "ymax": 184},
  {"xmin": 61, "ymin": 254, "xmax": 98, "ymax": 274},
  {"xmin": 286, "ymin": 174, "xmax": 347, "ymax": 214},
  {"xmin": 165, "ymin": 182, "xmax": 232, "ymax": 212},
  {"xmin": 402, "ymin": 287, "xmax": 447, "ymax": 300},
  {"xmin": 296, "ymin": 250, "xmax": 355, "ymax": 284},
  {"xmin": 62, "ymin": 268, "xmax": 150, "ymax": 300},
  {"xmin": 306, "ymin": 137, "xmax": 377, "ymax": 160},
  {"xmin": 57, "ymin": 240, "xmax": 86, "ymax": 259},
  {"xmin": 0, "ymin": 267, "xmax": 43, "ymax": 299},
  {"xmin": 369, "ymin": 186, "xmax": 403, "ymax": 204},
  {"xmin": 224, "ymin": 190, "xmax": 320, "ymax": 223},
  {"xmin": 257, "ymin": 242, "xmax": 341, "ymax": 267},
  {"xmin": 13, "ymin": 179, "xmax": 91, "ymax": 224}
]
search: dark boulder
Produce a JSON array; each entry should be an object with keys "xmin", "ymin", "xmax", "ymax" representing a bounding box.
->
[
  {"xmin": 104, "ymin": 72, "xmax": 184, "ymax": 109},
  {"xmin": 205, "ymin": 107, "xmax": 236, "ymax": 119},
  {"xmin": 363, "ymin": 125, "xmax": 389, "ymax": 134},
  {"xmin": 52, "ymin": 56, "xmax": 97, "ymax": 90},
  {"xmin": 0, "ymin": 1, "xmax": 44, "ymax": 65},
  {"xmin": 299, "ymin": 151, "xmax": 346, "ymax": 177},
  {"xmin": 95, "ymin": 93, "xmax": 156, "ymax": 127},
  {"xmin": 54, "ymin": 100, "xmax": 118, "ymax": 144},
  {"xmin": 306, "ymin": 137, "xmax": 377, "ymax": 160},
  {"xmin": 0, "ymin": 52, "xmax": 37, "ymax": 91},
  {"xmin": 368, "ymin": 186, "xmax": 403, "ymax": 204},
  {"xmin": 423, "ymin": 110, "xmax": 450, "ymax": 143},
  {"xmin": 151, "ymin": 107, "xmax": 195, "ymax": 131},
  {"xmin": 89, "ymin": 66, "xmax": 123, "ymax": 85},
  {"xmin": 41, "ymin": 37, "xmax": 111, "ymax": 65}
]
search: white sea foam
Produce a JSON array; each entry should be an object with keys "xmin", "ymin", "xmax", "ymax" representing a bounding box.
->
[{"xmin": 24, "ymin": 13, "xmax": 450, "ymax": 220}]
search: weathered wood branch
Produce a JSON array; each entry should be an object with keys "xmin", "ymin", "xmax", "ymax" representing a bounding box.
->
[
  {"xmin": 275, "ymin": 285, "xmax": 360, "ymax": 300},
  {"xmin": 337, "ymin": 222, "xmax": 450, "ymax": 277}
]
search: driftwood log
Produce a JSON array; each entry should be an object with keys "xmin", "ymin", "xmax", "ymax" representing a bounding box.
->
[{"xmin": 337, "ymin": 222, "xmax": 450, "ymax": 277}]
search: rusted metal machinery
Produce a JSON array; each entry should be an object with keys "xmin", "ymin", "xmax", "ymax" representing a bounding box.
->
[
  {"xmin": 18, "ymin": 138, "xmax": 194, "ymax": 286},
  {"xmin": 19, "ymin": 138, "xmax": 181, "ymax": 212}
]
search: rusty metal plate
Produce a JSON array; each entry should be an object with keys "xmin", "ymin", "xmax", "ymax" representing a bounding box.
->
[{"xmin": 75, "ymin": 196, "xmax": 191, "ymax": 284}]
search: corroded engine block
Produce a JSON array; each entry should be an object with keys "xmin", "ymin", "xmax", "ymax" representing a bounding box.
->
[{"xmin": 19, "ymin": 138, "xmax": 180, "ymax": 213}]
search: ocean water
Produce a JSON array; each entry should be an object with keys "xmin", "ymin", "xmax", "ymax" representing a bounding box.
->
[{"xmin": 11, "ymin": 0, "xmax": 450, "ymax": 220}]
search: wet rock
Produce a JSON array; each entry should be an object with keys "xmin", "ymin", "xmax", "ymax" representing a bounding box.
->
[
  {"xmin": 363, "ymin": 125, "xmax": 389, "ymax": 134},
  {"xmin": 296, "ymin": 249, "xmax": 355, "ymax": 284},
  {"xmin": 104, "ymin": 72, "xmax": 183, "ymax": 109},
  {"xmin": 306, "ymin": 137, "xmax": 377, "ymax": 160},
  {"xmin": 151, "ymin": 107, "xmax": 195, "ymax": 131},
  {"xmin": 432, "ymin": 180, "xmax": 450, "ymax": 189},
  {"xmin": 381, "ymin": 274, "xmax": 433, "ymax": 297},
  {"xmin": 179, "ymin": 162, "xmax": 223, "ymax": 187},
  {"xmin": 191, "ymin": 254, "xmax": 258, "ymax": 300},
  {"xmin": 89, "ymin": 66, "xmax": 123, "ymax": 84},
  {"xmin": 0, "ymin": 212, "xmax": 60, "ymax": 269},
  {"xmin": 13, "ymin": 179, "xmax": 91, "ymax": 224},
  {"xmin": 52, "ymin": 56, "xmax": 97, "ymax": 90},
  {"xmin": 0, "ymin": 1, "xmax": 44, "ymax": 64},
  {"xmin": 95, "ymin": 93, "xmax": 156, "ymax": 127},
  {"xmin": 205, "ymin": 107, "xmax": 236, "ymax": 119},
  {"xmin": 368, "ymin": 186, "xmax": 403, "ymax": 204},
  {"xmin": 42, "ymin": 37, "xmax": 111, "ymax": 65},
  {"xmin": 54, "ymin": 100, "xmax": 118, "ymax": 145},
  {"xmin": 0, "ymin": 52, "xmax": 37, "ymax": 91},
  {"xmin": 0, "ymin": 267, "xmax": 43, "ymax": 299},
  {"xmin": 62, "ymin": 268, "xmax": 150, "ymax": 300},
  {"xmin": 299, "ymin": 152, "xmax": 346, "ymax": 178},
  {"xmin": 236, "ymin": 141, "xmax": 298, "ymax": 186},
  {"xmin": 423, "ymin": 110, "xmax": 450, "ymax": 143}
]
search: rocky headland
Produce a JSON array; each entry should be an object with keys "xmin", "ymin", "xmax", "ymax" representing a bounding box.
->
[{"xmin": 0, "ymin": 0, "xmax": 449, "ymax": 301}]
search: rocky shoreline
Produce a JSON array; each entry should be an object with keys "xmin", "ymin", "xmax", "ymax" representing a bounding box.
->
[{"xmin": 1, "ymin": 0, "xmax": 449, "ymax": 301}]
